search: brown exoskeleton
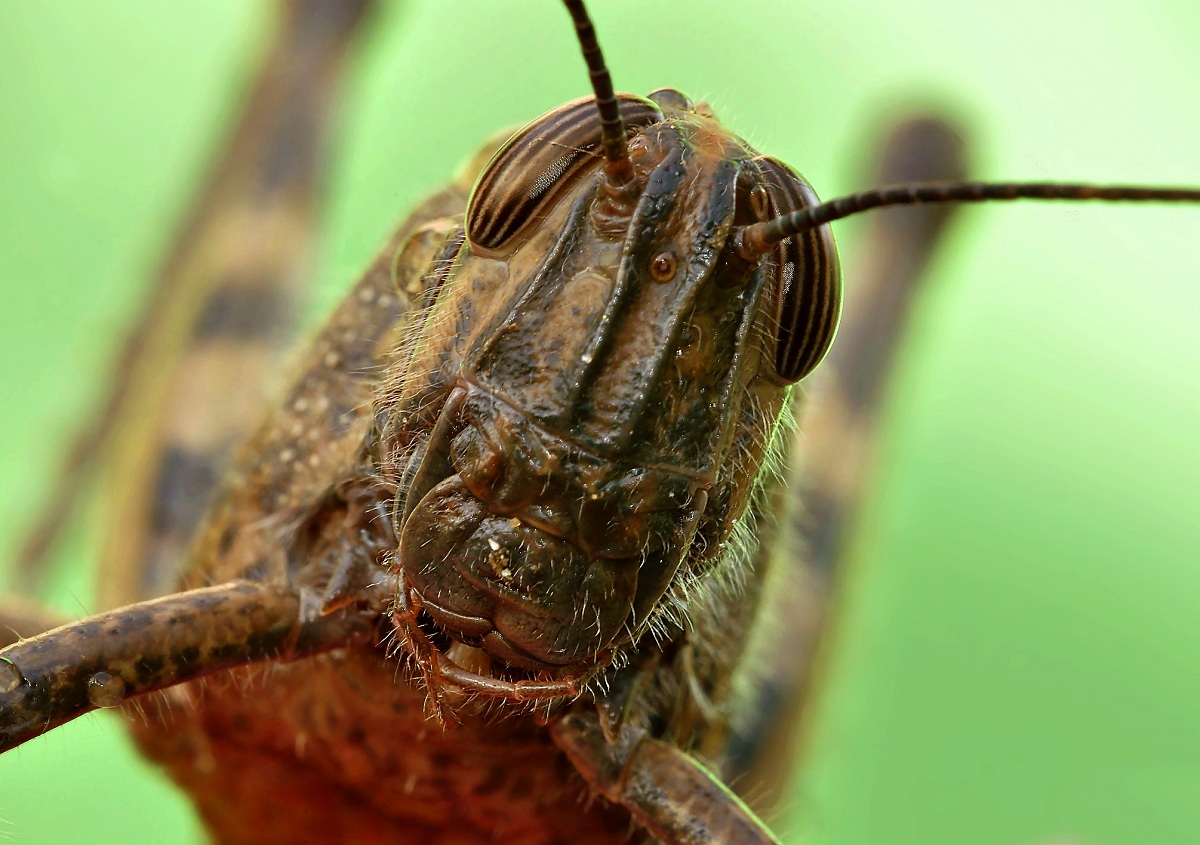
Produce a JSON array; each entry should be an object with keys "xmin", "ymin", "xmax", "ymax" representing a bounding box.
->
[{"xmin": 1, "ymin": 2, "xmax": 1198, "ymax": 843}]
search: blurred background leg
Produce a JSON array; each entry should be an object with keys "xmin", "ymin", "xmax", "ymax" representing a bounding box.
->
[{"xmin": 11, "ymin": 1, "xmax": 376, "ymax": 609}]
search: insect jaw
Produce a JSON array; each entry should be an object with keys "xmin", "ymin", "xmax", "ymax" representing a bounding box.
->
[
  {"xmin": 389, "ymin": 568, "xmax": 611, "ymax": 706},
  {"xmin": 392, "ymin": 382, "xmax": 709, "ymax": 681}
]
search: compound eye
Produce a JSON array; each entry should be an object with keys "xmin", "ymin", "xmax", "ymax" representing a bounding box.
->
[
  {"xmin": 752, "ymin": 156, "xmax": 843, "ymax": 384},
  {"xmin": 465, "ymin": 94, "xmax": 663, "ymax": 254}
]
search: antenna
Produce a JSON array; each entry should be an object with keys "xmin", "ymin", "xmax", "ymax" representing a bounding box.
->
[
  {"xmin": 560, "ymin": 0, "xmax": 635, "ymax": 186},
  {"xmin": 738, "ymin": 181, "xmax": 1200, "ymax": 255}
]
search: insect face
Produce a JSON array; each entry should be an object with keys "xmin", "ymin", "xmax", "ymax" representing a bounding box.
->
[{"xmin": 384, "ymin": 90, "xmax": 837, "ymax": 690}]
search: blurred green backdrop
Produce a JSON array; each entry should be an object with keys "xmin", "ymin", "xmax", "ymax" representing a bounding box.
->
[{"xmin": 1, "ymin": 2, "xmax": 1198, "ymax": 843}]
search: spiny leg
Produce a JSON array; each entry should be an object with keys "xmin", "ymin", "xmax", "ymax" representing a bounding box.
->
[
  {"xmin": 11, "ymin": 0, "xmax": 376, "ymax": 599},
  {"xmin": 726, "ymin": 115, "xmax": 970, "ymax": 802},
  {"xmin": 0, "ymin": 580, "xmax": 378, "ymax": 753},
  {"xmin": 553, "ymin": 712, "xmax": 782, "ymax": 845}
]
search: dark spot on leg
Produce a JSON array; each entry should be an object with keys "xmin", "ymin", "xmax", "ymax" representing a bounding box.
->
[
  {"xmin": 192, "ymin": 284, "xmax": 293, "ymax": 343},
  {"xmin": 151, "ymin": 446, "xmax": 223, "ymax": 537},
  {"xmin": 218, "ymin": 525, "xmax": 237, "ymax": 556}
]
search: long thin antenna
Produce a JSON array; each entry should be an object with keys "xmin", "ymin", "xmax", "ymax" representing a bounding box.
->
[
  {"xmin": 738, "ymin": 181, "xmax": 1200, "ymax": 255},
  {"xmin": 561, "ymin": 0, "xmax": 635, "ymax": 185}
]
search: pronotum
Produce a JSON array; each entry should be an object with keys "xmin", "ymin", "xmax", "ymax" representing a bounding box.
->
[{"xmin": 0, "ymin": 2, "xmax": 1197, "ymax": 843}]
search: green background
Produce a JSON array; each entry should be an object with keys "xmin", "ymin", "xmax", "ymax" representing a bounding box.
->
[{"xmin": 1, "ymin": 2, "xmax": 1198, "ymax": 843}]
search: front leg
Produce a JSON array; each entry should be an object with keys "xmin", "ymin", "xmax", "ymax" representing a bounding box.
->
[
  {"xmin": 553, "ymin": 711, "xmax": 781, "ymax": 845},
  {"xmin": 0, "ymin": 580, "xmax": 376, "ymax": 752}
]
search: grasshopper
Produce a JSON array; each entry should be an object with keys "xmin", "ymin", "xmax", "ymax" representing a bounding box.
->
[{"xmin": 2, "ymin": 1, "xmax": 1200, "ymax": 845}]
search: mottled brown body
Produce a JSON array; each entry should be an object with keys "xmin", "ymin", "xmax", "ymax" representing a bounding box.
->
[
  {"xmin": 139, "ymin": 653, "xmax": 632, "ymax": 844},
  {"xmin": 2, "ymin": 3, "xmax": 1200, "ymax": 840},
  {"xmin": 123, "ymin": 94, "xmax": 798, "ymax": 838},
  {"xmin": 0, "ymin": 5, "xmax": 974, "ymax": 843},
  {"xmin": 0, "ymin": 36, "xmax": 970, "ymax": 845}
]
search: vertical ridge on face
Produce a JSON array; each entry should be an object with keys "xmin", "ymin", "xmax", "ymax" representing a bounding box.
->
[{"xmin": 469, "ymin": 127, "xmax": 750, "ymax": 475}]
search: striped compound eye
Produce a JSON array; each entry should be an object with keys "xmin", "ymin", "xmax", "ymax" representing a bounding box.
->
[
  {"xmin": 752, "ymin": 156, "xmax": 842, "ymax": 384},
  {"xmin": 465, "ymin": 94, "xmax": 662, "ymax": 253}
]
